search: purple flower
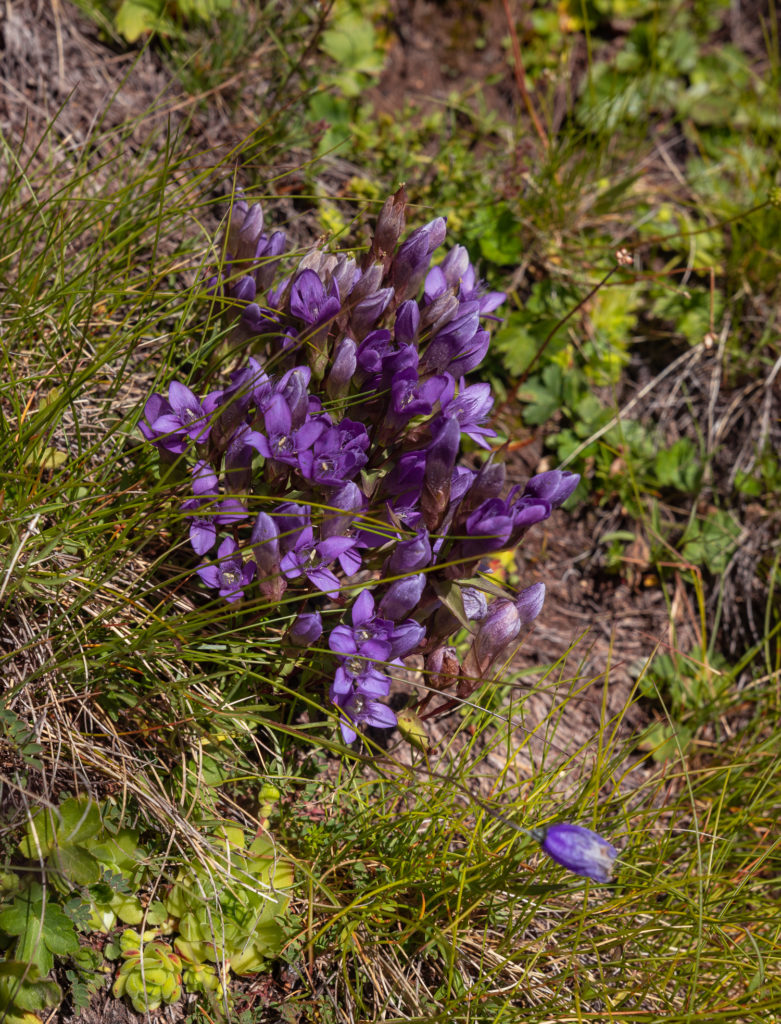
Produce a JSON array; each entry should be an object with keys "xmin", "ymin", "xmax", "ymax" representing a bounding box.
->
[
  {"xmin": 298, "ymin": 419, "xmax": 370, "ymax": 488},
  {"xmin": 517, "ymin": 582, "xmax": 545, "ymax": 624},
  {"xmin": 290, "ymin": 269, "xmax": 341, "ymax": 326},
  {"xmin": 384, "ymin": 369, "xmax": 449, "ymax": 435},
  {"xmin": 379, "ymin": 573, "xmax": 425, "ymax": 621},
  {"xmin": 438, "ymin": 376, "xmax": 496, "ymax": 449},
  {"xmin": 257, "ymin": 394, "xmax": 325, "ymax": 468},
  {"xmin": 329, "ymin": 589, "xmax": 424, "ymax": 667},
  {"xmin": 531, "ymin": 823, "xmax": 618, "ymax": 884},
  {"xmin": 331, "ymin": 689, "xmax": 398, "ymax": 745},
  {"xmin": 250, "ymin": 511, "xmax": 285, "ymax": 601},
  {"xmin": 523, "ymin": 470, "xmax": 580, "ymax": 508},
  {"xmin": 196, "ymin": 537, "xmax": 256, "ymax": 603},
  {"xmin": 472, "ymin": 599, "xmax": 521, "ymax": 670},
  {"xmin": 288, "ymin": 611, "xmax": 323, "ymax": 646},
  {"xmin": 385, "ymin": 529, "xmax": 432, "ymax": 574},
  {"xmin": 458, "ymin": 262, "xmax": 506, "ymax": 316},
  {"xmin": 140, "ymin": 383, "xmax": 210, "ymax": 452},
  {"xmin": 280, "ymin": 527, "xmax": 359, "ymax": 593}
]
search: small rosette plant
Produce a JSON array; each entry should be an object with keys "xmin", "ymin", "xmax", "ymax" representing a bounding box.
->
[
  {"xmin": 112, "ymin": 930, "xmax": 183, "ymax": 1013},
  {"xmin": 140, "ymin": 187, "xmax": 580, "ymax": 744},
  {"xmin": 164, "ymin": 825, "xmax": 293, "ymax": 976}
]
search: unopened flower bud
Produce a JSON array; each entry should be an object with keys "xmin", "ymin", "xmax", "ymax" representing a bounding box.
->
[
  {"xmin": 461, "ymin": 587, "xmax": 488, "ymax": 621},
  {"xmin": 472, "ymin": 599, "xmax": 521, "ymax": 670},
  {"xmin": 531, "ymin": 823, "xmax": 618, "ymax": 884},
  {"xmin": 517, "ymin": 582, "xmax": 545, "ymax": 624},
  {"xmin": 288, "ymin": 611, "xmax": 323, "ymax": 646},
  {"xmin": 379, "ymin": 573, "xmax": 425, "ymax": 620},
  {"xmin": 326, "ymin": 337, "xmax": 357, "ymax": 399},
  {"xmin": 231, "ymin": 203, "xmax": 264, "ymax": 262},
  {"xmin": 394, "ymin": 300, "xmax": 420, "ymax": 344},
  {"xmin": 351, "ymin": 288, "xmax": 393, "ymax": 340},
  {"xmin": 523, "ymin": 470, "xmax": 580, "ymax": 508},
  {"xmin": 386, "ymin": 529, "xmax": 431, "ymax": 574},
  {"xmin": 422, "ymin": 418, "xmax": 461, "ymax": 530}
]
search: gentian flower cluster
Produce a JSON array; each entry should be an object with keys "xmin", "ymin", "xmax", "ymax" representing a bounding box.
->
[{"xmin": 140, "ymin": 187, "xmax": 579, "ymax": 746}]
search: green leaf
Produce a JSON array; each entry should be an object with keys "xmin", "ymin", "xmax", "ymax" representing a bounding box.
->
[
  {"xmin": 57, "ymin": 798, "xmax": 102, "ymax": 847},
  {"xmin": 115, "ymin": 0, "xmax": 165, "ymax": 42},
  {"xmin": 0, "ymin": 888, "xmax": 79, "ymax": 976},
  {"xmin": 52, "ymin": 846, "xmax": 100, "ymax": 888}
]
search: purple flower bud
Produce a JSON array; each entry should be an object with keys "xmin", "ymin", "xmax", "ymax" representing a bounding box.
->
[
  {"xmin": 386, "ymin": 529, "xmax": 432, "ymax": 574},
  {"xmin": 391, "ymin": 217, "xmax": 447, "ymax": 299},
  {"xmin": 289, "ymin": 611, "xmax": 323, "ymax": 646},
  {"xmin": 236, "ymin": 203, "xmax": 264, "ymax": 260},
  {"xmin": 532, "ymin": 823, "xmax": 618, "ymax": 884},
  {"xmin": 350, "ymin": 263, "xmax": 383, "ymax": 304},
  {"xmin": 523, "ymin": 470, "xmax": 580, "ymax": 508},
  {"xmin": 322, "ymin": 481, "xmax": 365, "ymax": 539},
  {"xmin": 254, "ymin": 231, "xmax": 286, "ymax": 290},
  {"xmin": 440, "ymin": 244, "xmax": 470, "ymax": 287},
  {"xmin": 326, "ymin": 338, "xmax": 357, "ymax": 399},
  {"xmin": 447, "ymin": 328, "xmax": 490, "ymax": 377},
  {"xmin": 196, "ymin": 537, "xmax": 256, "ymax": 604},
  {"xmin": 350, "ymin": 288, "xmax": 393, "ymax": 340},
  {"xmin": 232, "ymin": 275, "xmax": 256, "ymax": 304},
  {"xmin": 473, "ymin": 599, "xmax": 521, "ymax": 669},
  {"xmin": 251, "ymin": 511, "xmax": 280, "ymax": 573},
  {"xmin": 276, "ymin": 366, "xmax": 312, "ymax": 428},
  {"xmin": 517, "ymin": 582, "xmax": 545, "ymax": 624},
  {"xmin": 422, "ymin": 418, "xmax": 461, "ymax": 529},
  {"xmin": 379, "ymin": 573, "xmax": 425, "ymax": 621},
  {"xmin": 394, "ymin": 300, "xmax": 420, "ymax": 345},
  {"xmin": 388, "ymin": 620, "xmax": 425, "ymax": 658},
  {"xmin": 461, "ymin": 587, "xmax": 488, "ymax": 621},
  {"xmin": 331, "ymin": 255, "xmax": 358, "ymax": 299}
]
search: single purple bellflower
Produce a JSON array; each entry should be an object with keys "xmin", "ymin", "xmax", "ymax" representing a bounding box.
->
[
  {"xmin": 530, "ymin": 823, "xmax": 618, "ymax": 884},
  {"xmin": 332, "ymin": 690, "xmax": 398, "ymax": 745},
  {"xmin": 196, "ymin": 537, "xmax": 256, "ymax": 603}
]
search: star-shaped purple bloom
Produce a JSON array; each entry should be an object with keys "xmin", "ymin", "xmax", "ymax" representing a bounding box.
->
[
  {"xmin": 437, "ymin": 376, "xmax": 497, "ymax": 449},
  {"xmin": 152, "ymin": 381, "xmax": 211, "ymax": 446},
  {"xmin": 279, "ymin": 526, "xmax": 359, "ymax": 594},
  {"xmin": 331, "ymin": 689, "xmax": 398, "ymax": 745},
  {"xmin": 298, "ymin": 419, "xmax": 370, "ymax": 488},
  {"xmin": 256, "ymin": 394, "xmax": 325, "ymax": 468},
  {"xmin": 196, "ymin": 537, "xmax": 256, "ymax": 603},
  {"xmin": 290, "ymin": 269, "xmax": 341, "ymax": 326}
]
